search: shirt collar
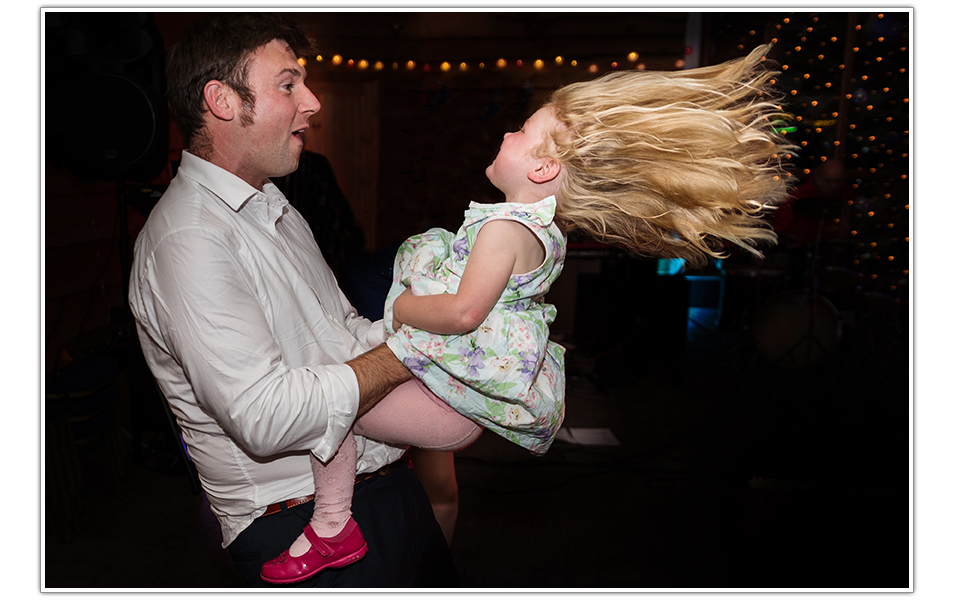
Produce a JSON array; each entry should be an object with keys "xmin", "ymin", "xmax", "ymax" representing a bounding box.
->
[{"xmin": 178, "ymin": 150, "xmax": 289, "ymax": 225}]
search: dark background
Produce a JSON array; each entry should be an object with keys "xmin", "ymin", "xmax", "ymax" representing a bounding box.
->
[{"xmin": 41, "ymin": 10, "xmax": 910, "ymax": 590}]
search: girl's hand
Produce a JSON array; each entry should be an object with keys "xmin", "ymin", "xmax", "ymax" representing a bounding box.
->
[{"xmin": 391, "ymin": 288, "xmax": 411, "ymax": 331}]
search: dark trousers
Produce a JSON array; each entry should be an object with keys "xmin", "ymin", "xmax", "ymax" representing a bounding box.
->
[{"xmin": 227, "ymin": 461, "xmax": 460, "ymax": 587}]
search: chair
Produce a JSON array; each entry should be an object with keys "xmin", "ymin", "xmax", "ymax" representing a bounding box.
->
[
  {"xmin": 45, "ymin": 397, "xmax": 80, "ymax": 541},
  {"xmin": 153, "ymin": 380, "xmax": 203, "ymax": 495},
  {"xmin": 45, "ymin": 355, "xmax": 127, "ymax": 539}
]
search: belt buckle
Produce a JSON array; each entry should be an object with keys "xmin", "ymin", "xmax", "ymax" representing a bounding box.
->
[{"xmin": 355, "ymin": 464, "xmax": 392, "ymax": 485}]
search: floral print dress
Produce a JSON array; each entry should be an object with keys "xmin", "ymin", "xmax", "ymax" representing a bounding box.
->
[{"xmin": 383, "ymin": 196, "xmax": 567, "ymax": 455}]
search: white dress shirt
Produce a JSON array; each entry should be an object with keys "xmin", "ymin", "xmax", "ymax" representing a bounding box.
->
[{"xmin": 128, "ymin": 151, "xmax": 404, "ymax": 547}]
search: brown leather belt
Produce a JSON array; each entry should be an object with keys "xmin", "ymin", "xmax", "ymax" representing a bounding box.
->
[
  {"xmin": 262, "ymin": 495, "xmax": 315, "ymax": 517},
  {"xmin": 261, "ymin": 465, "xmax": 396, "ymax": 518}
]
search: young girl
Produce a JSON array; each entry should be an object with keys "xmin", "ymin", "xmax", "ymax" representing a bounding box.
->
[{"xmin": 261, "ymin": 43, "xmax": 796, "ymax": 584}]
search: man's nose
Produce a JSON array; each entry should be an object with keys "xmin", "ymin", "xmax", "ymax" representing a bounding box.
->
[{"xmin": 300, "ymin": 85, "xmax": 321, "ymax": 114}]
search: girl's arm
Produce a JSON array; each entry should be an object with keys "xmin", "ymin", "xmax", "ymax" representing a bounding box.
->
[{"xmin": 392, "ymin": 219, "xmax": 543, "ymax": 335}]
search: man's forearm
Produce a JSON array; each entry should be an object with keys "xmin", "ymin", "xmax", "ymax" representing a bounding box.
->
[{"xmin": 346, "ymin": 344, "xmax": 412, "ymax": 418}]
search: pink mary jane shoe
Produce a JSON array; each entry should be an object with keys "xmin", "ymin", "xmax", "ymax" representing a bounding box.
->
[{"xmin": 260, "ymin": 517, "xmax": 368, "ymax": 584}]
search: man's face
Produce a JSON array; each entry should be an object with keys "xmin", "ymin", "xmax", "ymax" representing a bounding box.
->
[
  {"xmin": 232, "ymin": 39, "xmax": 321, "ymax": 188},
  {"xmin": 485, "ymin": 106, "xmax": 560, "ymax": 195},
  {"xmin": 815, "ymin": 161, "xmax": 846, "ymax": 198}
]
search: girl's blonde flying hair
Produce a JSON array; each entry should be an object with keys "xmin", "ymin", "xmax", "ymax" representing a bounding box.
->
[{"xmin": 542, "ymin": 44, "xmax": 798, "ymax": 268}]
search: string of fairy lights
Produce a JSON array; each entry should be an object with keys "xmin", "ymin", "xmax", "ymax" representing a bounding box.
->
[{"xmin": 297, "ymin": 50, "xmax": 679, "ymax": 75}]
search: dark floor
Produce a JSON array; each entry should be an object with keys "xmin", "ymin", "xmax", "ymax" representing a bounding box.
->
[{"xmin": 43, "ymin": 301, "xmax": 911, "ymax": 590}]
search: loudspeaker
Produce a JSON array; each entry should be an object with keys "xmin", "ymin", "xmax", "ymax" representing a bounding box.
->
[{"xmin": 45, "ymin": 12, "xmax": 168, "ymax": 182}]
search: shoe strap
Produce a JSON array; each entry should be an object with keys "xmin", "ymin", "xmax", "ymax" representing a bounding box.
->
[{"xmin": 302, "ymin": 524, "xmax": 334, "ymax": 557}]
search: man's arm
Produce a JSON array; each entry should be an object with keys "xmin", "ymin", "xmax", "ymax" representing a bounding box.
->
[
  {"xmin": 140, "ymin": 228, "xmax": 374, "ymax": 460},
  {"xmin": 346, "ymin": 344, "xmax": 412, "ymax": 418}
]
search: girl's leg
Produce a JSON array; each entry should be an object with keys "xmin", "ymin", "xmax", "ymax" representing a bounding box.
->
[
  {"xmin": 286, "ymin": 431, "xmax": 358, "ymax": 557},
  {"xmin": 261, "ymin": 432, "xmax": 367, "ymax": 584},
  {"xmin": 264, "ymin": 379, "xmax": 480, "ymax": 581},
  {"xmin": 296, "ymin": 378, "xmax": 477, "ymax": 551},
  {"xmin": 353, "ymin": 379, "xmax": 482, "ymax": 450},
  {"xmin": 407, "ymin": 447, "xmax": 459, "ymax": 545},
  {"xmin": 354, "ymin": 379, "xmax": 479, "ymax": 547}
]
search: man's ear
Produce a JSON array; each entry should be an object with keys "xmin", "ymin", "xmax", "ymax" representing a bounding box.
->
[
  {"xmin": 528, "ymin": 158, "xmax": 561, "ymax": 184},
  {"xmin": 203, "ymin": 80, "xmax": 235, "ymax": 121}
]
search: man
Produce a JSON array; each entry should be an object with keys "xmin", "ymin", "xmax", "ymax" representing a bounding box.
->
[
  {"xmin": 128, "ymin": 13, "xmax": 457, "ymax": 587},
  {"xmin": 773, "ymin": 158, "xmax": 855, "ymax": 288}
]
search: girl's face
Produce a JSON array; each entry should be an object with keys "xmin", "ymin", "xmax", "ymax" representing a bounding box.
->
[{"xmin": 485, "ymin": 106, "xmax": 560, "ymax": 197}]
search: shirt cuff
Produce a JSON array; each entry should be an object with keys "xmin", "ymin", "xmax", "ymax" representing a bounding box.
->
[
  {"xmin": 303, "ymin": 363, "xmax": 360, "ymax": 463},
  {"xmin": 365, "ymin": 320, "xmax": 387, "ymax": 348}
]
